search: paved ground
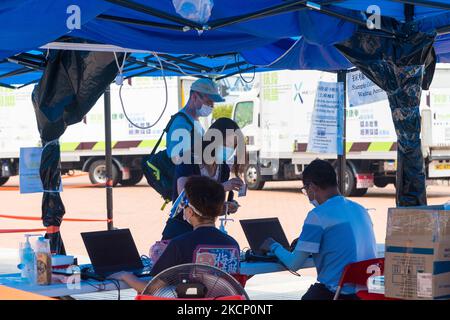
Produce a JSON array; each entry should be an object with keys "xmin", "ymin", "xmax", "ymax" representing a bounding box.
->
[{"xmin": 1, "ymin": 174, "xmax": 449, "ymax": 299}]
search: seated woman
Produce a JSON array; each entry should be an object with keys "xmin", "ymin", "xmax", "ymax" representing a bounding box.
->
[
  {"xmin": 110, "ymin": 176, "xmax": 240, "ymax": 294},
  {"xmin": 162, "ymin": 117, "xmax": 247, "ymax": 240}
]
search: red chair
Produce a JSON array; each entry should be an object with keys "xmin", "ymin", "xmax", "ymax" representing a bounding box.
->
[{"xmin": 333, "ymin": 258, "xmax": 394, "ymax": 300}]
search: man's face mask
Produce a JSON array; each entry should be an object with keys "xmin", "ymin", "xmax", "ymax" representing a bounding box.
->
[{"xmin": 196, "ymin": 93, "xmax": 213, "ymax": 117}]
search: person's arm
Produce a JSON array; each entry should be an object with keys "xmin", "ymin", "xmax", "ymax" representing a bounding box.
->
[
  {"xmin": 261, "ymin": 211, "xmax": 323, "ymax": 271},
  {"xmin": 108, "ymin": 272, "xmax": 147, "ymax": 293},
  {"xmin": 271, "ymin": 243, "xmax": 310, "ymax": 271},
  {"xmin": 260, "ymin": 239, "xmax": 310, "ymax": 271}
]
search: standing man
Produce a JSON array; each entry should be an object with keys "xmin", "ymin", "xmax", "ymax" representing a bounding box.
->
[
  {"xmin": 166, "ymin": 78, "xmax": 224, "ymax": 164},
  {"xmin": 260, "ymin": 159, "xmax": 377, "ymax": 300}
]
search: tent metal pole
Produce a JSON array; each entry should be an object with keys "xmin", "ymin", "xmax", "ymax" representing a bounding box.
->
[
  {"xmin": 104, "ymin": 85, "xmax": 114, "ymax": 231},
  {"xmin": 0, "ymin": 67, "xmax": 35, "ymax": 80},
  {"xmin": 157, "ymin": 54, "xmax": 213, "ymax": 72},
  {"xmin": 124, "ymin": 59, "xmax": 201, "ymax": 78},
  {"xmin": 97, "ymin": 14, "xmax": 185, "ymax": 31},
  {"xmin": 337, "ymin": 70, "xmax": 347, "ymax": 195},
  {"xmin": 0, "ymin": 83, "xmax": 17, "ymax": 89},
  {"xmin": 104, "ymin": 0, "xmax": 202, "ymax": 30},
  {"xmin": 307, "ymin": 4, "xmax": 397, "ymax": 36},
  {"xmin": 209, "ymin": 0, "xmax": 308, "ymax": 30},
  {"xmin": 208, "ymin": 0, "xmax": 344, "ymax": 30},
  {"xmin": 215, "ymin": 66, "xmax": 256, "ymax": 80},
  {"xmin": 404, "ymin": 4, "xmax": 415, "ymax": 22}
]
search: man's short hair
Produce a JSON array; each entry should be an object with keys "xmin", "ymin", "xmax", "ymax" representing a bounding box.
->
[
  {"xmin": 184, "ymin": 176, "xmax": 225, "ymax": 219},
  {"xmin": 302, "ymin": 159, "xmax": 337, "ymax": 189}
]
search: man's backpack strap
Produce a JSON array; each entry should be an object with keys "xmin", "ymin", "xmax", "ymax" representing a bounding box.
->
[{"xmin": 149, "ymin": 112, "xmax": 195, "ymax": 156}]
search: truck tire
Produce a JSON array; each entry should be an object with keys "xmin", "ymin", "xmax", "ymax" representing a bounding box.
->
[
  {"xmin": 343, "ymin": 166, "xmax": 356, "ymax": 197},
  {"xmin": 0, "ymin": 177, "xmax": 9, "ymax": 186},
  {"xmin": 120, "ymin": 170, "xmax": 143, "ymax": 186},
  {"xmin": 88, "ymin": 160, "xmax": 119, "ymax": 186},
  {"xmin": 342, "ymin": 166, "xmax": 368, "ymax": 197},
  {"xmin": 245, "ymin": 164, "xmax": 265, "ymax": 190}
]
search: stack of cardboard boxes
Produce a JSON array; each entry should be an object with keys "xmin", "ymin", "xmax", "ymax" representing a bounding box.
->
[{"xmin": 385, "ymin": 205, "xmax": 450, "ymax": 300}]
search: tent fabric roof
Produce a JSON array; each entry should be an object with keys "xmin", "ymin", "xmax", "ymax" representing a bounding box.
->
[{"xmin": 1, "ymin": 0, "xmax": 450, "ymax": 84}]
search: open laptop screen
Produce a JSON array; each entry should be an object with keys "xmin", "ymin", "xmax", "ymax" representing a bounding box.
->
[
  {"xmin": 240, "ymin": 218, "xmax": 291, "ymax": 255},
  {"xmin": 81, "ymin": 229, "xmax": 143, "ymax": 274}
]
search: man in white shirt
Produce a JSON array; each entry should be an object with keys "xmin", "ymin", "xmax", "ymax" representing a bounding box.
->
[{"xmin": 261, "ymin": 159, "xmax": 377, "ymax": 300}]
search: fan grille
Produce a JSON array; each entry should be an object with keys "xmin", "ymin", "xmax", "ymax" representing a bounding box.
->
[{"xmin": 142, "ymin": 263, "xmax": 249, "ymax": 299}]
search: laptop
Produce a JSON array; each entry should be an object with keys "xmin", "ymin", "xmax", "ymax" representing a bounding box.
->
[
  {"xmin": 81, "ymin": 229, "xmax": 151, "ymax": 279},
  {"xmin": 240, "ymin": 218, "xmax": 291, "ymax": 256}
]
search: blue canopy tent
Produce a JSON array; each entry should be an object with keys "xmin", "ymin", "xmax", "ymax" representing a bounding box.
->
[{"xmin": 1, "ymin": 0, "xmax": 450, "ymax": 252}]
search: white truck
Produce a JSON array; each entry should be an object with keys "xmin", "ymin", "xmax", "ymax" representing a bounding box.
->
[
  {"xmin": 232, "ymin": 67, "xmax": 450, "ymax": 196},
  {"xmin": 0, "ymin": 76, "xmax": 185, "ymax": 186}
]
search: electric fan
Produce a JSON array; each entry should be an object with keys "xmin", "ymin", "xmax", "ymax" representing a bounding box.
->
[{"xmin": 141, "ymin": 263, "xmax": 249, "ymax": 300}]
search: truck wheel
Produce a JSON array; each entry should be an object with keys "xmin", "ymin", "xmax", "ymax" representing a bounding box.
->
[
  {"xmin": 120, "ymin": 170, "xmax": 143, "ymax": 186},
  {"xmin": 245, "ymin": 164, "xmax": 265, "ymax": 190},
  {"xmin": 343, "ymin": 166, "xmax": 356, "ymax": 197},
  {"xmin": 0, "ymin": 177, "xmax": 9, "ymax": 186},
  {"xmin": 88, "ymin": 160, "xmax": 119, "ymax": 186}
]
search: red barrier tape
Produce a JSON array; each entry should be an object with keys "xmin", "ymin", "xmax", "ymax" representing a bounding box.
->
[
  {"xmin": 0, "ymin": 228, "xmax": 47, "ymax": 234},
  {"xmin": 0, "ymin": 183, "xmax": 105, "ymax": 191},
  {"xmin": 0, "ymin": 214, "xmax": 112, "ymax": 223}
]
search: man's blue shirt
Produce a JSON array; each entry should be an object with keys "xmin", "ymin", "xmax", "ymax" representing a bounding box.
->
[{"xmin": 297, "ymin": 195, "xmax": 377, "ymax": 293}]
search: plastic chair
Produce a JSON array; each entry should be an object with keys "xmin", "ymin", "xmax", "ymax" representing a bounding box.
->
[{"xmin": 333, "ymin": 258, "xmax": 392, "ymax": 300}]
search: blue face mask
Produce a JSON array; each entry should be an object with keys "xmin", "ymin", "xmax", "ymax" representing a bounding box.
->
[{"xmin": 216, "ymin": 146, "xmax": 235, "ymax": 163}]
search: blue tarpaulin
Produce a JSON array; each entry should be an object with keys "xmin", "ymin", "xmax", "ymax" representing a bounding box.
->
[
  {"xmin": 1, "ymin": 1, "xmax": 450, "ymax": 75},
  {"xmin": 2, "ymin": 1, "xmax": 450, "ymax": 251}
]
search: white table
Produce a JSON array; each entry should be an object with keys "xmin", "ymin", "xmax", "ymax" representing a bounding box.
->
[
  {"xmin": 0, "ymin": 260, "xmax": 314, "ymax": 298},
  {"xmin": 0, "ymin": 244, "xmax": 384, "ymax": 298}
]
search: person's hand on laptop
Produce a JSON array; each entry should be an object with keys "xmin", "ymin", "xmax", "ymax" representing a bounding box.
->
[
  {"xmin": 109, "ymin": 271, "xmax": 134, "ymax": 282},
  {"xmin": 109, "ymin": 271, "xmax": 147, "ymax": 293},
  {"xmin": 260, "ymin": 237, "xmax": 278, "ymax": 255}
]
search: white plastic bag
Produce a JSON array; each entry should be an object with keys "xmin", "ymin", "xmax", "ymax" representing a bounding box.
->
[{"xmin": 172, "ymin": 0, "xmax": 214, "ymax": 24}]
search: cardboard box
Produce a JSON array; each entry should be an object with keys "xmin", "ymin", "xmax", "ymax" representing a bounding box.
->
[{"xmin": 385, "ymin": 205, "xmax": 450, "ymax": 300}]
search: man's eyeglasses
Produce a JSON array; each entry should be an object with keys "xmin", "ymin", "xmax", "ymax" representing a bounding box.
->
[{"xmin": 300, "ymin": 183, "xmax": 310, "ymax": 196}]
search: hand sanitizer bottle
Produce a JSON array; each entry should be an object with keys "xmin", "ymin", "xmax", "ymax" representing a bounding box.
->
[{"xmin": 19, "ymin": 234, "xmax": 36, "ymax": 284}]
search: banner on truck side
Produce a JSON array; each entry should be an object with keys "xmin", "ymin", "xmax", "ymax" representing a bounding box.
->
[
  {"xmin": 307, "ymin": 81, "xmax": 344, "ymax": 155},
  {"xmin": 347, "ymin": 70, "xmax": 387, "ymax": 107},
  {"xmin": 19, "ymin": 147, "xmax": 62, "ymax": 194}
]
